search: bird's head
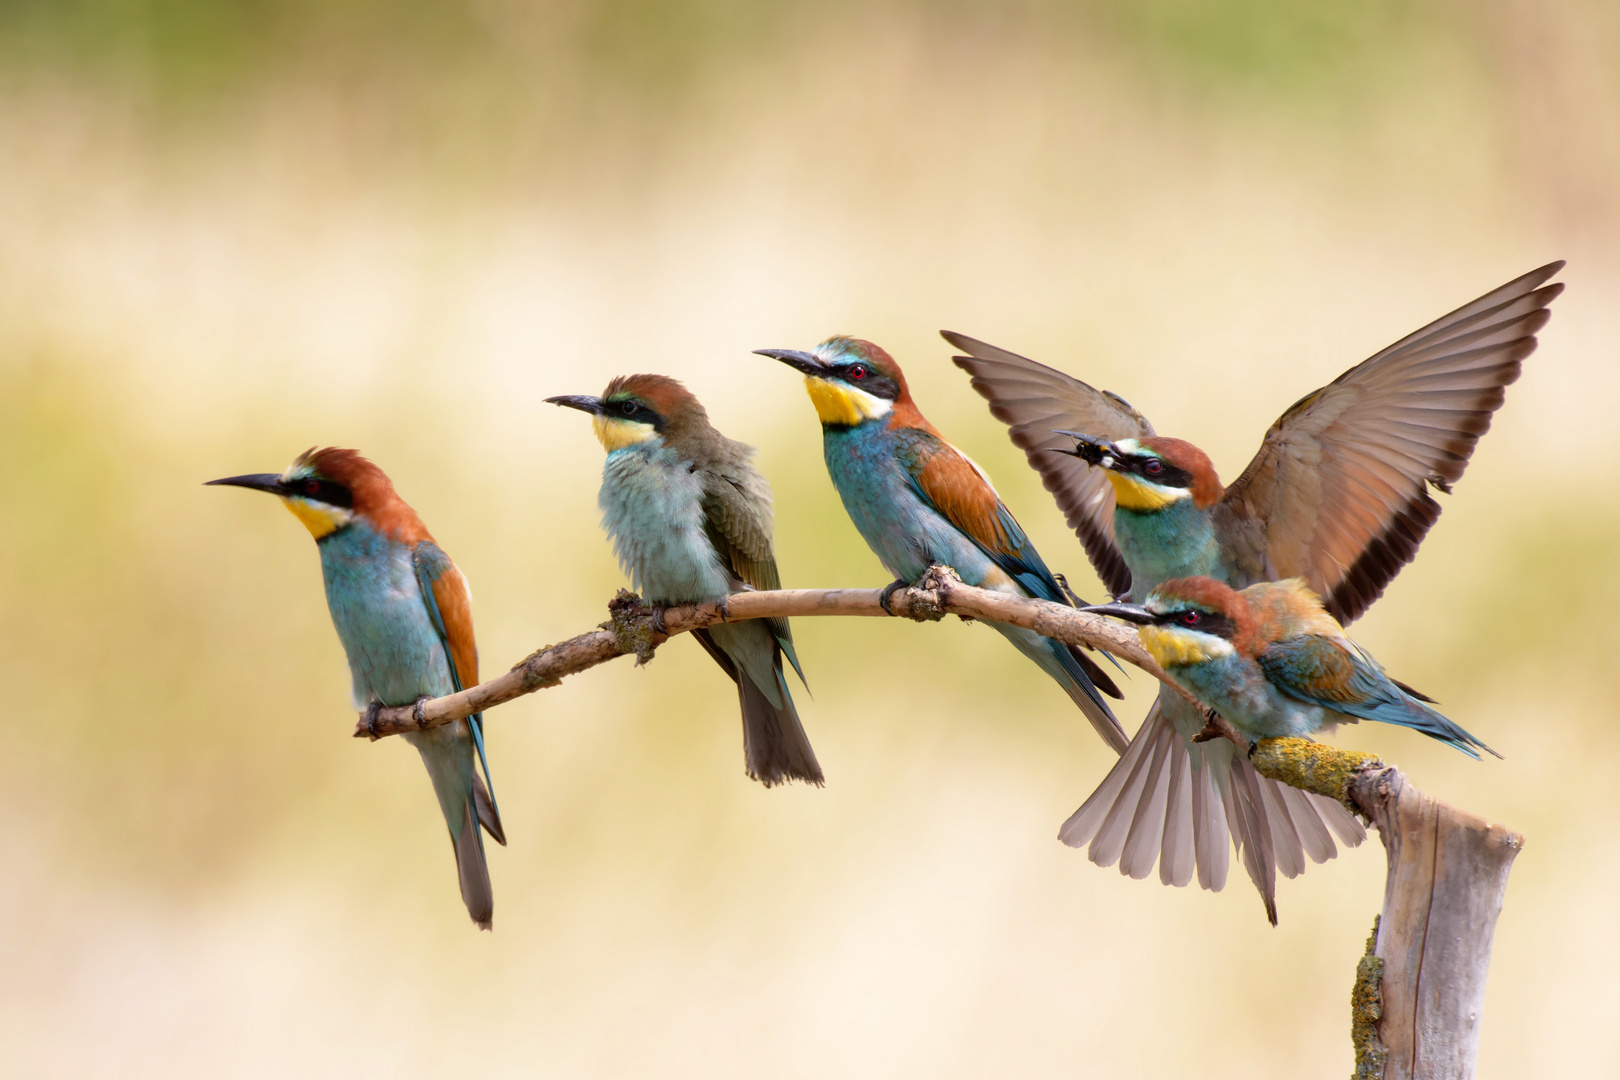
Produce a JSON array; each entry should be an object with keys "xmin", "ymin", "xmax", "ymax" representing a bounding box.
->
[
  {"xmin": 754, "ymin": 336, "xmax": 909, "ymax": 428},
  {"xmin": 207, "ymin": 447, "xmax": 416, "ymax": 541},
  {"xmin": 1085, "ymin": 576, "xmax": 1253, "ymax": 668},
  {"xmin": 1053, "ymin": 433, "xmax": 1223, "ymax": 512},
  {"xmin": 547, "ymin": 374, "xmax": 707, "ymax": 453}
]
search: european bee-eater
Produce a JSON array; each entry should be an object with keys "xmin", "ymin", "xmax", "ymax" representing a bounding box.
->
[
  {"xmin": 208, "ymin": 448, "xmax": 504, "ymax": 929},
  {"xmin": 947, "ymin": 260, "xmax": 1560, "ymax": 920},
  {"xmin": 756, "ymin": 337, "xmax": 1128, "ymax": 753},
  {"xmin": 1087, "ymin": 577, "xmax": 1497, "ymax": 758},
  {"xmin": 547, "ymin": 375, "xmax": 822, "ymax": 787}
]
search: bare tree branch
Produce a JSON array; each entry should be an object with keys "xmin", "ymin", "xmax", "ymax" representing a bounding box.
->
[
  {"xmin": 355, "ymin": 565, "xmax": 1202, "ymax": 740},
  {"xmin": 350, "ymin": 564, "xmax": 1523, "ymax": 1077},
  {"xmin": 1251, "ymin": 738, "xmax": 1524, "ymax": 1080}
]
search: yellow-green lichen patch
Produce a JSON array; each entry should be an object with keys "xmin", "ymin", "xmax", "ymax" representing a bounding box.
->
[
  {"xmin": 1350, "ymin": 915, "xmax": 1387, "ymax": 1080},
  {"xmin": 1251, "ymin": 737, "xmax": 1382, "ymax": 809}
]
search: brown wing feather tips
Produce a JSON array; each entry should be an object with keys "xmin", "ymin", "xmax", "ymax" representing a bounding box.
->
[
  {"xmin": 1326, "ymin": 490, "xmax": 1441, "ymax": 623},
  {"xmin": 1223, "ymin": 264, "xmax": 1563, "ymax": 626}
]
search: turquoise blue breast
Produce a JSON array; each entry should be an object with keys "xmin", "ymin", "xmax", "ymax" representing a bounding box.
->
[
  {"xmin": 822, "ymin": 422, "xmax": 999, "ymax": 586},
  {"xmin": 1115, "ymin": 499, "xmax": 1224, "ymax": 597},
  {"xmin": 318, "ymin": 523, "xmax": 454, "ymax": 707},
  {"xmin": 599, "ymin": 441, "xmax": 731, "ymax": 603}
]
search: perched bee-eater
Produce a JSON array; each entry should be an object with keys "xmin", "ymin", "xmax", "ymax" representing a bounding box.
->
[
  {"xmin": 756, "ymin": 337, "xmax": 1128, "ymax": 753},
  {"xmin": 1087, "ymin": 577, "xmax": 1497, "ymax": 758},
  {"xmin": 547, "ymin": 375, "xmax": 822, "ymax": 787},
  {"xmin": 208, "ymin": 448, "xmax": 504, "ymax": 930},
  {"xmin": 948, "ymin": 261, "xmax": 1560, "ymax": 920}
]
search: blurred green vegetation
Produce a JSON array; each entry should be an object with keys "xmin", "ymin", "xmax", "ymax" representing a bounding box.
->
[{"xmin": 0, "ymin": 0, "xmax": 1453, "ymax": 114}]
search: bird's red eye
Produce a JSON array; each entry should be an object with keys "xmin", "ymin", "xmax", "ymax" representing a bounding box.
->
[
  {"xmin": 1181, "ymin": 610, "xmax": 1200, "ymax": 625},
  {"xmin": 1143, "ymin": 460, "xmax": 1164, "ymax": 475},
  {"xmin": 304, "ymin": 479, "xmax": 320, "ymax": 495},
  {"xmin": 847, "ymin": 364, "xmax": 867, "ymax": 380}
]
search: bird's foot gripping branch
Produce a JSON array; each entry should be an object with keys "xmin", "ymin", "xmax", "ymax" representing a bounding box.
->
[{"xmin": 355, "ymin": 566, "xmax": 1168, "ymax": 741}]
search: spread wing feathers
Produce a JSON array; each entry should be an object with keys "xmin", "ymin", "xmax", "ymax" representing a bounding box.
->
[
  {"xmin": 1259, "ymin": 636, "xmax": 1499, "ymax": 759},
  {"xmin": 700, "ymin": 472, "xmax": 806, "ymax": 687},
  {"xmin": 1061, "ymin": 694, "xmax": 1365, "ymax": 922},
  {"xmin": 413, "ymin": 542, "xmax": 502, "ymax": 836},
  {"xmin": 944, "ymin": 330, "xmax": 1154, "ymax": 599},
  {"xmin": 1219, "ymin": 261, "xmax": 1564, "ymax": 625}
]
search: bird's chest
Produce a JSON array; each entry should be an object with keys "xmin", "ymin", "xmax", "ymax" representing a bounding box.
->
[
  {"xmin": 318, "ymin": 528, "xmax": 451, "ymax": 705},
  {"xmin": 1174, "ymin": 654, "xmax": 1277, "ymax": 728},
  {"xmin": 822, "ymin": 426, "xmax": 975, "ymax": 581},
  {"xmin": 1115, "ymin": 501, "xmax": 1223, "ymax": 597},
  {"xmin": 599, "ymin": 449, "xmax": 729, "ymax": 603}
]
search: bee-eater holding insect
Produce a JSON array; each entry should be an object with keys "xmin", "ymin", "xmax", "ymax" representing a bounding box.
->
[
  {"xmin": 756, "ymin": 337, "xmax": 1128, "ymax": 753},
  {"xmin": 208, "ymin": 448, "xmax": 504, "ymax": 929},
  {"xmin": 947, "ymin": 260, "xmax": 1560, "ymax": 921},
  {"xmin": 547, "ymin": 375, "xmax": 822, "ymax": 787},
  {"xmin": 1087, "ymin": 577, "xmax": 1497, "ymax": 759}
]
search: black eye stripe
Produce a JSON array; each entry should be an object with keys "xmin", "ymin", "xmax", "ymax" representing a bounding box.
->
[
  {"xmin": 1157, "ymin": 607, "xmax": 1236, "ymax": 639},
  {"xmin": 832, "ymin": 364, "xmax": 900, "ymax": 402},
  {"xmin": 604, "ymin": 396, "xmax": 667, "ymax": 431},
  {"xmin": 293, "ymin": 477, "xmax": 355, "ymax": 509},
  {"xmin": 1131, "ymin": 455, "xmax": 1193, "ymax": 488}
]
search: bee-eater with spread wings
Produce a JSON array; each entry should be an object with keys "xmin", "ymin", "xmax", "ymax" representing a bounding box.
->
[{"xmin": 947, "ymin": 260, "xmax": 1560, "ymax": 921}]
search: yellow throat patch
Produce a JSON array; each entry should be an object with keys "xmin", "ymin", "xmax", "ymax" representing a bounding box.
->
[
  {"xmin": 1138, "ymin": 624, "xmax": 1232, "ymax": 668},
  {"xmin": 280, "ymin": 496, "xmax": 353, "ymax": 539},
  {"xmin": 805, "ymin": 377, "xmax": 889, "ymax": 427},
  {"xmin": 1106, "ymin": 470, "xmax": 1187, "ymax": 513},
  {"xmin": 592, "ymin": 414, "xmax": 658, "ymax": 452}
]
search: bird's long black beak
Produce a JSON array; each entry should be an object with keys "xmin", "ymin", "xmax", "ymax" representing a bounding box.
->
[
  {"xmin": 753, "ymin": 348, "xmax": 825, "ymax": 377},
  {"xmin": 1051, "ymin": 431, "xmax": 1114, "ymax": 467},
  {"xmin": 545, "ymin": 394, "xmax": 606, "ymax": 415},
  {"xmin": 205, "ymin": 473, "xmax": 287, "ymax": 494},
  {"xmin": 1082, "ymin": 601, "xmax": 1158, "ymax": 625}
]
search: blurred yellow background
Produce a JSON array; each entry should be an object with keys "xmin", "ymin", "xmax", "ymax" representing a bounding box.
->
[{"xmin": 1, "ymin": 1, "xmax": 1616, "ymax": 1075}]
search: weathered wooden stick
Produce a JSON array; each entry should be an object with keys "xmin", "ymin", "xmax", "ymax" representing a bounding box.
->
[
  {"xmin": 356, "ymin": 566, "xmax": 1204, "ymax": 740},
  {"xmin": 1252, "ymin": 739, "xmax": 1524, "ymax": 1080}
]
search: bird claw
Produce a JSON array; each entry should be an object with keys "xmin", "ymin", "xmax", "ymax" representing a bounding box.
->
[
  {"xmin": 1053, "ymin": 572, "xmax": 1085, "ymax": 609},
  {"xmin": 1191, "ymin": 708, "xmax": 1226, "ymax": 744},
  {"xmin": 363, "ymin": 700, "xmax": 383, "ymax": 741},
  {"xmin": 412, "ymin": 695, "xmax": 431, "ymax": 730},
  {"xmin": 878, "ymin": 578, "xmax": 909, "ymax": 616}
]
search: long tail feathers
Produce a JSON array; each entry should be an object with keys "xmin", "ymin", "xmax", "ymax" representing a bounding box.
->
[
  {"xmin": 407, "ymin": 722, "xmax": 500, "ymax": 930},
  {"xmin": 1060, "ymin": 693, "xmax": 1366, "ymax": 924},
  {"xmin": 693, "ymin": 625, "xmax": 824, "ymax": 787},
  {"xmin": 450, "ymin": 794, "xmax": 494, "ymax": 931},
  {"xmin": 1042, "ymin": 636, "xmax": 1130, "ymax": 755},
  {"xmin": 737, "ymin": 667, "xmax": 825, "ymax": 787}
]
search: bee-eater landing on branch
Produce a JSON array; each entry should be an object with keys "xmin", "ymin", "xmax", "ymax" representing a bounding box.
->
[
  {"xmin": 756, "ymin": 337, "xmax": 1128, "ymax": 754},
  {"xmin": 208, "ymin": 448, "xmax": 504, "ymax": 929},
  {"xmin": 1088, "ymin": 577, "xmax": 1497, "ymax": 759},
  {"xmin": 948, "ymin": 260, "xmax": 1561, "ymax": 921},
  {"xmin": 548, "ymin": 375, "xmax": 822, "ymax": 787}
]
